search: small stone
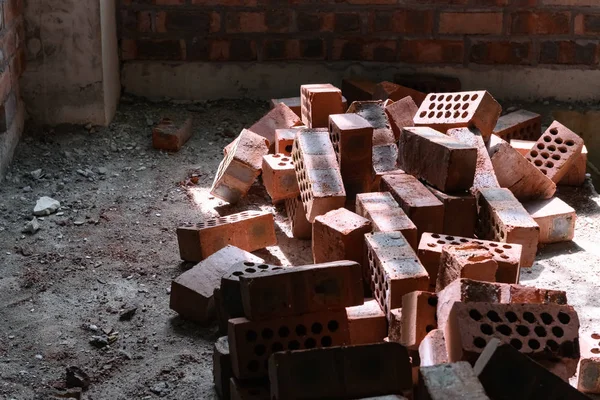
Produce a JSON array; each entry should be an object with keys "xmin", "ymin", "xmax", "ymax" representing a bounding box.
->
[
  {"xmin": 89, "ymin": 335, "xmax": 109, "ymax": 348},
  {"xmin": 97, "ymin": 167, "xmax": 107, "ymax": 175},
  {"xmin": 85, "ymin": 123, "xmax": 93, "ymax": 131},
  {"xmin": 150, "ymin": 382, "xmax": 170, "ymax": 397},
  {"xmin": 73, "ymin": 220, "xmax": 85, "ymax": 226},
  {"xmin": 30, "ymin": 169, "xmax": 43, "ymax": 180},
  {"xmin": 35, "ymin": 354, "xmax": 43, "ymax": 360},
  {"xmin": 119, "ymin": 306, "xmax": 137, "ymax": 321},
  {"xmin": 66, "ymin": 366, "xmax": 90, "ymax": 390},
  {"xmin": 146, "ymin": 118, "xmax": 154, "ymax": 126},
  {"xmin": 76, "ymin": 170, "xmax": 88, "ymax": 178},
  {"xmin": 22, "ymin": 218, "xmax": 40, "ymax": 234},
  {"xmin": 33, "ymin": 197, "xmax": 60, "ymax": 216},
  {"xmin": 23, "ymin": 186, "xmax": 32, "ymax": 192}
]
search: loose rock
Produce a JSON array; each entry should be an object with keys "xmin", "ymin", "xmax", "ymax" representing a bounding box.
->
[{"xmin": 33, "ymin": 197, "xmax": 60, "ymax": 216}]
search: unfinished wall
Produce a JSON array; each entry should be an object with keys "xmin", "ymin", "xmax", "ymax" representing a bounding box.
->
[
  {"xmin": 0, "ymin": 0, "xmax": 26, "ymax": 179},
  {"xmin": 21, "ymin": 0, "xmax": 120, "ymax": 126},
  {"xmin": 118, "ymin": 0, "xmax": 600, "ymax": 101}
]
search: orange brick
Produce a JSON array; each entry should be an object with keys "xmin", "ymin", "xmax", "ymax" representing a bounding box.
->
[
  {"xmin": 371, "ymin": 168, "xmax": 405, "ymax": 192},
  {"xmin": 400, "ymin": 291, "xmax": 438, "ymax": 350},
  {"xmin": 414, "ymin": 91, "xmax": 501, "ymax": 140},
  {"xmin": 381, "ymin": 174, "xmax": 444, "ymax": 239},
  {"xmin": 301, "ymin": 83, "xmax": 344, "ymax": 128},
  {"xmin": 342, "ymin": 77, "xmax": 377, "ymax": 104},
  {"xmin": 214, "ymin": 337, "xmax": 232, "ymax": 400},
  {"xmin": 176, "ymin": 210, "xmax": 276, "ymax": 261},
  {"xmin": 230, "ymin": 378, "xmax": 270, "ymax": 400},
  {"xmin": 418, "ymin": 362, "xmax": 489, "ymax": 399},
  {"xmin": 228, "ymin": 310, "xmax": 350, "ymax": 379},
  {"xmin": 239, "ymin": 260, "xmax": 364, "ymax": 320},
  {"xmin": 284, "ymin": 196, "xmax": 312, "ymax": 239},
  {"xmin": 477, "ymin": 187, "xmax": 540, "ymax": 267},
  {"xmin": 487, "ymin": 134, "xmax": 556, "ymax": 201},
  {"xmin": 151, "ymin": 117, "xmax": 193, "ymax": 152},
  {"xmin": 270, "ymin": 97, "xmax": 302, "ymax": 118},
  {"xmin": 577, "ymin": 331, "xmax": 600, "ymax": 394},
  {"xmin": 436, "ymin": 244, "xmax": 498, "ymax": 292},
  {"xmin": 329, "ymin": 113, "xmax": 374, "ymax": 196},
  {"xmin": 292, "ymin": 128, "xmax": 346, "ymax": 222},
  {"xmin": 510, "ymin": 139, "xmax": 534, "ymax": 156},
  {"xmin": 312, "ymin": 208, "xmax": 372, "ymax": 264},
  {"xmin": 355, "ymin": 192, "xmax": 418, "ymax": 250},
  {"xmin": 249, "ymin": 103, "xmax": 303, "ymax": 151},
  {"xmin": 372, "ymin": 81, "xmax": 427, "ymax": 106},
  {"xmin": 439, "ymin": 12, "xmax": 503, "ymax": 35},
  {"xmin": 526, "ymin": 121, "xmax": 585, "ymax": 183},
  {"xmin": 211, "ymin": 129, "xmax": 269, "ymax": 203},
  {"xmin": 419, "ymin": 329, "xmax": 448, "ymax": 367},
  {"xmin": 262, "ymin": 154, "xmax": 299, "ymax": 203},
  {"xmin": 373, "ymin": 143, "xmax": 399, "ymax": 175},
  {"xmin": 274, "ymin": 128, "xmax": 300, "ymax": 156},
  {"xmin": 365, "ymin": 232, "xmax": 430, "ymax": 316},
  {"xmin": 385, "ymin": 96, "xmax": 418, "ymax": 141},
  {"xmin": 418, "ymin": 233, "xmax": 522, "ymax": 288},
  {"xmin": 346, "ymin": 298, "xmax": 387, "ymax": 345},
  {"xmin": 493, "ymin": 109, "xmax": 541, "ymax": 141},
  {"xmin": 426, "ymin": 186, "xmax": 476, "ymax": 238},
  {"xmin": 170, "ymin": 246, "xmax": 263, "ymax": 323},
  {"xmin": 523, "ymin": 197, "xmax": 576, "ymax": 244},
  {"xmin": 399, "ymin": 127, "xmax": 477, "ymax": 192}
]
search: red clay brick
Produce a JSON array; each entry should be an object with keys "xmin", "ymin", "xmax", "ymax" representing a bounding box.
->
[
  {"xmin": 170, "ymin": 246, "xmax": 263, "ymax": 323},
  {"xmin": 493, "ymin": 109, "xmax": 542, "ymax": 141},
  {"xmin": 249, "ymin": 103, "xmax": 303, "ymax": 151},
  {"xmin": 577, "ymin": 331, "xmax": 600, "ymax": 393},
  {"xmin": 436, "ymin": 244, "xmax": 498, "ymax": 292},
  {"xmin": 399, "ymin": 39, "xmax": 465, "ymax": 64},
  {"xmin": 230, "ymin": 378, "xmax": 270, "ymax": 400},
  {"xmin": 347, "ymin": 100, "xmax": 395, "ymax": 146},
  {"xmin": 372, "ymin": 81, "xmax": 427, "ymax": 106},
  {"xmin": 400, "ymin": 291, "xmax": 438, "ymax": 350},
  {"xmin": 229, "ymin": 309, "xmax": 350, "ymax": 379},
  {"xmin": 388, "ymin": 308, "xmax": 403, "ymax": 342},
  {"xmin": 239, "ymin": 260, "xmax": 364, "ymax": 320},
  {"xmin": 510, "ymin": 11, "xmax": 570, "ymax": 35},
  {"xmin": 439, "ymin": 12, "xmax": 503, "ymax": 35},
  {"xmin": 292, "ymin": 128, "xmax": 346, "ymax": 222},
  {"xmin": 274, "ymin": 128, "xmax": 299, "ymax": 156},
  {"xmin": 176, "ymin": 210, "xmax": 276, "ymax": 261},
  {"xmin": 381, "ymin": 174, "xmax": 444, "ymax": 239},
  {"xmin": 312, "ymin": 208, "xmax": 372, "ymax": 264},
  {"xmin": 301, "ymin": 84, "xmax": 345, "ymax": 128},
  {"xmin": 365, "ymin": 232, "xmax": 430, "ymax": 316},
  {"xmin": 284, "ymin": 196, "xmax": 312, "ymax": 239},
  {"xmin": 419, "ymin": 329, "xmax": 449, "ymax": 367},
  {"xmin": 418, "ymin": 362, "xmax": 489, "ymax": 399},
  {"xmin": 425, "ymin": 186, "xmax": 476, "ymax": 238},
  {"xmin": 470, "ymin": 40, "xmax": 532, "ymax": 65},
  {"xmin": 151, "ymin": 117, "xmax": 193, "ymax": 152},
  {"xmin": 346, "ymin": 298, "xmax": 387, "ymax": 345},
  {"xmin": 213, "ymin": 336, "xmax": 232, "ymax": 400},
  {"xmin": 211, "ymin": 129, "xmax": 269, "ymax": 203},
  {"xmin": 270, "ymin": 97, "xmax": 301, "ymax": 118},
  {"xmin": 214, "ymin": 287, "xmax": 229, "ymax": 334},
  {"xmin": 355, "ymin": 192, "xmax": 418, "ymax": 251},
  {"xmin": 268, "ymin": 343, "xmax": 413, "ymax": 399},
  {"xmin": 262, "ymin": 154, "xmax": 299, "ymax": 203},
  {"xmin": 342, "ymin": 77, "xmax": 377, "ymax": 105},
  {"xmin": 385, "ymin": 96, "xmax": 418, "ymax": 141},
  {"xmin": 523, "ymin": 197, "xmax": 576, "ymax": 244},
  {"xmin": 414, "ymin": 91, "xmax": 501, "ymax": 140}
]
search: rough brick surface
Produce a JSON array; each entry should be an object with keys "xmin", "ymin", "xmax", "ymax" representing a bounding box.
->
[
  {"xmin": 346, "ymin": 100, "xmax": 395, "ymax": 147},
  {"xmin": 493, "ymin": 109, "xmax": 542, "ymax": 141},
  {"xmin": 176, "ymin": 210, "xmax": 276, "ymax": 261},
  {"xmin": 399, "ymin": 127, "xmax": 477, "ymax": 192},
  {"xmin": 271, "ymin": 97, "xmax": 302, "ymax": 118},
  {"xmin": 426, "ymin": 186, "xmax": 476, "ymax": 238},
  {"xmin": 419, "ymin": 329, "xmax": 449, "ymax": 367},
  {"xmin": 262, "ymin": 154, "xmax": 299, "ymax": 202},
  {"xmin": 240, "ymin": 260, "xmax": 364, "ymax": 320},
  {"xmin": 285, "ymin": 196, "xmax": 312, "ymax": 239},
  {"xmin": 437, "ymin": 244, "xmax": 498, "ymax": 292},
  {"xmin": 292, "ymin": 128, "xmax": 346, "ymax": 222},
  {"xmin": 418, "ymin": 362, "xmax": 490, "ymax": 400},
  {"xmin": 526, "ymin": 121, "xmax": 585, "ymax": 183},
  {"xmin": 152, "ymin": 117, "xmax": 193, "ymax": 152},
  {"xmin": 388, "ymin": 308, "xmax": 403, "ymax": 342},
  {"xmin": 365, "ymin": 232, "xmax": 430, "ymax": 316},
  {"xmin": 487, "ymin": 134, "xmax": 556, "ymax": 201},
  {"xmin": 418, "ymin": 233, "xmax": 522, "ymax": 288},
  {"xmin": 213, "ymin": 336, "xmax": 232, "ymax": 400},
  {"xmin": 274, "ymin": 128, "xmax": 301, "ymax": 156},
  {"xmin": 229, "ymin": 309, "xmax": 350, "ymax": 379},
  {"xmin": 372, "ymin": 81, "xmax": 427, "ymax": 106},
  {"xmin": 372, "ymin": 143, "xmax": 399, "ymax": 175},
  {"xmin": 476, "ymin": 187, "xmax": 540, "ymax": 267},
  {"xmin": 381, "ymin": 174, "xmax": 444, "ymax": 239},
  {"xmin": 342, "ymin": 78, "xmax": 377, "ymax": 105},
  {"xmin": 301, "ymin": 83, "xmax": 344, "ymax": 128},
  {"xmin": 268, "ymin": 343, "xmax": 413, "ymax": 400},
  {"xmin": 413, "ymin": 91, "xmax": 501, "ymax": 140},
  {"xmin": 385, "ymin": 96, "xmax": 418, "ymax": 141},
  {"xmin": 578, "ymin": 331, "xmax": 600, "ymax": 394},
  {"xmin": 400, "ymin": 291, "xmax": 438, "ymax": 350},
  {"xmin": 170, "ymin": 246, "xmax": 263, "ymax": 323},
  {"xmin": 346, "ymin": 299, "xmax": 388, "ymax": 345},
  {"xmin": 371, "ymin": 168, "xmax": 405, "ymax": 192},
  {"xmin": 250, "ymin": 103, "xmax": 303, "ymax": 150},
  {"xmin": 211, "ymin": 129, "xmax": 270, "ymax": 203},
  {"xmin": 523, "ymin": 197, "xmax": 576, "ymax": 244},
  {"xmin": 356, "ymin": 192, "xmax": 418, "ymax": 251}
]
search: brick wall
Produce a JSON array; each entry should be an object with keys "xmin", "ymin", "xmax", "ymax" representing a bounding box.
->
[{"xmin": 118, "ymin": 0, "xmax": 600, "ymax": 68}]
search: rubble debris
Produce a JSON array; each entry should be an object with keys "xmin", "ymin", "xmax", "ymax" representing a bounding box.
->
[{"xmin": 33, "ymin": 196, "xmax": 60, "ymax": 216}]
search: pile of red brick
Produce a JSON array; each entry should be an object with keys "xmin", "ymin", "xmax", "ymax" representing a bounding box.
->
[{"xmin": 170, "ymin": 77, "xmax": 596, "ymax": 399}]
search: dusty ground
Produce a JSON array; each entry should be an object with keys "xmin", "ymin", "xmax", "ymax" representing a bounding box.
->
[{"xmin": 0, "ymin": 97, "xmax": 599, "ymax": 399}]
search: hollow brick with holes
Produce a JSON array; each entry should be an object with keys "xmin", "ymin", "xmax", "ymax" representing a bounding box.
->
[
  {"xmin": 425, "ymin": 185, "xmax": 476, "ymax": 238},
  {"xmin": 523, "ymin": 197, "xmax": 576, "ymax": 244},
  {"xmin": 301, "ymin": 84, "xmax": 345, "ymax": 128},
  {"xmin": 170, "ymin": 246, "xmax": 263, "ymax": 323},
  {"xmin": 413, "ymin": 91, "xmax": 501, "ymax": 140},
  {"xmin": 417, "ymin": 361, "xmax": 490, "ymax": 400},
  {"xmin": 476, "ymin": 187, "xmax": 540, "ymax": 267},
  {"xmin": 492, "ymin": 109, "xmax": 542, "ymax": 142},
  {"xmin": 365, "ymin": 232, "xmax": 430, "ymax": 317},
  {"xmin": 268, "ymin": 342, "xmax": 413, "ymax": 399},
  {"xmin": 419, "ymin": 329, "xmax": 449, "ymax": 367},
  {"xmin": 381, "ymin": 174, "xmax": 444, "ymax": 239},
  {"xmin": 399, "ymin": 127, "xmax": 477, "ymax": 192},
  {"xmin": 346, "ymin": 298, "xmax": 388, "ymax": 345},
  {"xmin": 230, "ymin": 377, "xmax": 270, "ymax": 400},
  {"xmin": 342, "ymin": 77, "xmax": 377, "ymax": 105},
  {"xmin": 312, "ymin": 208, "xmax": 372, "ymax": 265},
  {"xmin": 385, "ymin": 96, "xmax": 418, "ymax": 141},
  {"xmin": 213, "ymin": 336, "xmax": 232, "ymax": 400},
  {"xmin": 151, "ymin": 117, "xmax": 193, "ymax": 152},
  {"xmin": 447, "ymin": 127, "xmax": 499, "ymax": 194},
  {"xmin": 475, "ymin": 339, "xmax": 589, "ymax": 400},
  {"xmin": 436, "ymin": 244, "xmax": 498, "ymax": 292},
  {"xmin": 284, "ymin": 195, "xmax": 312, "ymax": 239},
  {"xmin": 176, "ymin": 210, "xmax": 277, "ymax": 261},
  {"xmin": 274, "ymin": 128, "xmax": 300, "ymax": 156},
  {"xmin": 445, "ymin": 302, "xmax": 580, "ymax": 379},
  {"xmin": 292, "ymin": 128, "xmax": 346, "ymax": 222},
  {"xmin": 239, "ymin": 260, "xmax": 364, "ymax": 320},
  {"xmin": 372, "ymin": 81, "xmax": 427, "ymax": 106},
  {"xmin": 249, "ymin": 103, "xmax": 303, "ymax": 151},
  {"xmin": 355, "ymin": 192, "xmax": 418, "ymax": 251},
  {"xmin": 228, "ymin": 309, "xmax": 350, "ymax": 379},
  {"xmin": 487, "ymin": 134, "xmax": 556, "ymax": 201},
  {"xmin": 577, "ymin": 331, "xmax": 600, "ymax": 393},
  {"xmin": 400, "ymin": 291, "xmax": 438, "ymax": 351},
  {"xmin": 526, "ymin": 121, "xmax": 585, "ymax": 184},
  {"xmin": 328, "ymin": 113, "xmax": 373, "ymax": 197},
  {"xmin": 211, "ymin": 129, "xmax": 270, "ymax": 204},
  {"xmin": 418, "ymin": 233, "xmax": 522, "ymax": 289},
  {"xmin": 262, "ymin": 154, "xmax": 300, "ymax": 203}
]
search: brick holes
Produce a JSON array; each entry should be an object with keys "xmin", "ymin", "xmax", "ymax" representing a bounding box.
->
[{"xmin": 292, "ymin": 143, "xmax": 313, "ymax": 213}]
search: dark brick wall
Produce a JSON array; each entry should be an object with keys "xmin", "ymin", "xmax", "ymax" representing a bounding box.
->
[{"xmin": 0, "ymin": 0, "xmax": 24, "ymax": 132}]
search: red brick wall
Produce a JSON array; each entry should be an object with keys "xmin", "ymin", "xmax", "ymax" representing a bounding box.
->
[
  {"xmin": 0, "ymin": 0, "xmax": 24, "ymax": 131},
  {"xmin": 118, "ymin": 0, "xmax": 600, "ymax": 67}
]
